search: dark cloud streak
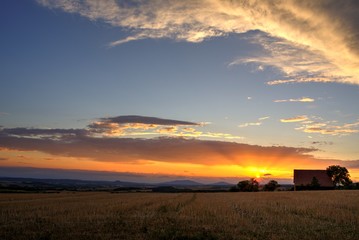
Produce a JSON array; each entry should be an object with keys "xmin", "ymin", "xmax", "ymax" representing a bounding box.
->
[
  {"xmin": 0, "ymin": 128, "xmax": 87, "ymax": 137},
  {"xmin": 1, "ymin": 115, "xmax": 358, "ymax": 169},
  {"xmin": 96, "ymin": 115, "xmax": 199, "ymax": 126},
  {"xmin": 87, "ymin": 115, "xmax": 200, "ymax": 135},
  {"xmin": 0, "ymin": 126, "xmax": 317, "ymax": 166}
]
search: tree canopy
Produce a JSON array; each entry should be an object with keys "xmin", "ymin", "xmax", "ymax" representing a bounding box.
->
[
  {"xmin": 326, "ymin": 165, "xmax": 352, "ymax": 187},
  {"xmin": 236, "ymin": 178, "xmax": 259, "ymax": 192},
  {"xmin": 263, "ymin": 180, "xmax": 280, "ymax": 191}
]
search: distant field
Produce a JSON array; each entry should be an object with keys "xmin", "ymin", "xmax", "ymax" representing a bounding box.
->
[{"xmin": 0, "ymin": 191, "xmax": 358, "ymax": 240}]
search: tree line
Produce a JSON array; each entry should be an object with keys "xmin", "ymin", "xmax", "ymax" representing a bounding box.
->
[
  {"xmin": 229, "ymin": 178, "xmax": 280, "ymax": 192},
  {"xmin": 230, "ymin": 165, "xmax": 358, "ymax": 192}
]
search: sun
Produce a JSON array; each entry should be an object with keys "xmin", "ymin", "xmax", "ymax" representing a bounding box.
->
[{"xmin": 246, "ymin": 166, "xmax": 270, "ymax": 179}]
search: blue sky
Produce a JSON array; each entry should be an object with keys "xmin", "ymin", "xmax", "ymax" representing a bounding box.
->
[{"xmin": 1, "ymin": 0, "xmax": 359, "ymax": 183}]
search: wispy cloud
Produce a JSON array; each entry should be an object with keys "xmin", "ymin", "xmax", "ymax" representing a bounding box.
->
[
  {"xmin": 280, "ymin": 115, "xmax": 308, "ymax": 123},
  {"xmin": 38, "ymin": 0, "xmax": 359, "ymax": 85},
  {"xmin": 296, "ymin": 119, "xmax": 359, "ymax": 136},
  {"xmin": 0, "ymin": 115, "xmax": 241, "ymax": 140},
  {"xmin": 231, "ymin": 32, "xmax": 352, "ymax": 85},
  {"xmin": 239, "ymin": 122, "xmax": 262, "ymax": 128},
  {"xmin": 267, "ymin": 77, "xmax": 335, "ymax": 85},
  {"xmin": 274, "ymin": 97, "xmax": 315, "ymax": 103},
  {"xmin": 280, "ymin": 115, "xmax": 359, "ymax": 136},
  {"xmin": 239, "ymin": 116, "xmax": 270, "ymax": 128},
  {"xmin": 258, "ymin": 116, "xmax": 270, "ymax": 121},
  {"xmin": 156, "ymin": 126, "xmax": 178, "ymax": 134},
  {"xmin": 87, "ymin": 115, "xmax": 198, "ymax": 136},
  {"xmin": 108, "ymin": 34, "xmax": 147, "ymax": 47},
  {"xmin": 86, "ymin": 115, "xmax": 241, "ymax": 139},
  {"xmin": 311, "ymin": 141, "xmax": 333, "ymax": 146}
]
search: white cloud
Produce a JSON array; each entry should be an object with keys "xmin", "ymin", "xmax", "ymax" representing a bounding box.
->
[
  {"xmin": 37, "ymin": 0, "xmax": 359, "ymax": 85},
  {"xmin": 86, "ymin": 115, "xmax": 242, "ymax": 140},
  {"xmin": 239, "ymin": 122, "xmax": 262, "ymax": 128},
  {"xmin": 296, "ymin": 119, "xmax": 359, "ymax": 136},
  {"xmin": 280, "ymin": 115, "xmax": 308, "ymax": 123},
  {"xmin": 267, "ymin": 77, "xmax": 336, "ymax": 85},
  {"xmin": 258, "ymin": 116, "xmax": 270, "ymax": 121},
  {"xmin": 231, "ymin": 32, "xmax": 353, "ymax": 85},
  {"xmin": 274, "ymin": 97, "xmax": 315, "ymax": 103},
  {"xmin": 280, "ymin": 115, "xmax": 359, "ymax": 136},
  {"xmin": 239, "ymin": 116, "xmax": 270, "ymax": 128}
]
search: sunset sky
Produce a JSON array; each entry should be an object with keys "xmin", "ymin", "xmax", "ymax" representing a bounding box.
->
[{"xmin": 1, "ymin": 0, "xmax": 359, "ymax": 184}]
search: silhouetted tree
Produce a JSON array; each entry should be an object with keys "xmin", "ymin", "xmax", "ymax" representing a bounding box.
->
[
  {"xmin": 343, "ymin": 182, "xmax": 359, "ymax": 190},
  {"xmin": 237, "ymin": 178, "xmax": 259, "ymax": 192},
  {"xmin": 263, "ymin": 180, "xmax": 280, "ymax": 191},
  {"xmin": 326, "ymin": 165, "xmax": 352, "ymax": 187},
  {"xmin": 309, "ymin": 177, "xmax": 320, "ymax": 190}
]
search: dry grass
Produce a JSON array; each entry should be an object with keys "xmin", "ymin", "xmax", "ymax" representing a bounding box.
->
[{"xmin": 0, "ymin": 191, "xmax": 358, "ymax": 240}]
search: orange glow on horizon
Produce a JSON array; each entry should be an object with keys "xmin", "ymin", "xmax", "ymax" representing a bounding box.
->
[
  {"xmin": 0, "ymin": 149, "xmax": 358, "ymax": 182},
  {"xmin": 0, "ymin": 150, "xmax": 295, "ymax": 180}
]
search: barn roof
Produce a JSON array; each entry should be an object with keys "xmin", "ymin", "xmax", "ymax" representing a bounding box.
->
[{"xmin": 293, "ymin": 170, "xmax": 333, "ymax": 187}]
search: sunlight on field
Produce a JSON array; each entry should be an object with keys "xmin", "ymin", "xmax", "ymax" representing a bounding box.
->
[{"xmin": 0, "ymin": 191, "xmax": 358, "ymax": 240}]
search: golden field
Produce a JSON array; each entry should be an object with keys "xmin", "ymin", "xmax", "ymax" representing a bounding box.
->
[{"xmin": 0, "ymin": 191, "xmax": 358, "ymax": 240}]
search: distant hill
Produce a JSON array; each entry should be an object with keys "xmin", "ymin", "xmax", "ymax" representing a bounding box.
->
[
  {"xmin": 157, "ymin": 180, "xmax": 203, "ymax": 186},
  {"xmin": 0, "ymin": 177, "xmax": 235, "ymax": 192},
  {"xmin": 0, "ymin": 177, "xmax": 150, "ymax": 191}
]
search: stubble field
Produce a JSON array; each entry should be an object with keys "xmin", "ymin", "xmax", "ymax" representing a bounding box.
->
[{"xmin": 0, "ymin": 191, "xmax": 358, "ymax": 240}]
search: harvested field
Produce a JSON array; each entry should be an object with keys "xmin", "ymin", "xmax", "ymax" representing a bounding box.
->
[{"xmin": 0, "ymin": 191, "xmax": 358, "ymax": 240}]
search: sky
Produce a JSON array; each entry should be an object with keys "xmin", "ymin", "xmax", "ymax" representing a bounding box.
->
[{"xmin": 1, "ymin": 0, "xmax": 359, "ymax": 184}]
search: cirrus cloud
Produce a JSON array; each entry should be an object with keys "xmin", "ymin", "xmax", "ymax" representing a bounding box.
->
[
  {"xmin": 296, "ymin": 119, "xmax": 359, "ymax": 136},
  {"xmin": 86, "ymin": 115, "xmax": 241, "ymax": 139},
  {"xmin": 280, "ymin": 115, "xmax": 308, "ymax": 123},
  {"xmin": 239, "ymin": 116, "xmax": 270, "ymax": 128},
  {"xmin": 37, "ymin": 0, "xmax": 359, "ymax": 85},
  {"xmin": 87, "ymin": 115, "xmax": 198, "ymax": 136},
  {"xmin": 281, "ymin": 115, "xmax": 359, "ymax": 136},
  {"xmin": 274, "ymin": 97, "xmax": 315, "ymax": 103}
]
